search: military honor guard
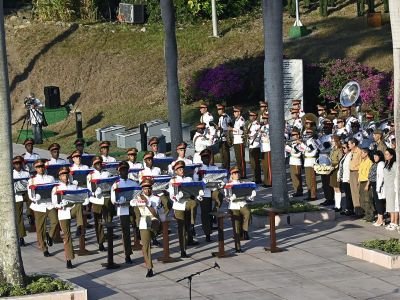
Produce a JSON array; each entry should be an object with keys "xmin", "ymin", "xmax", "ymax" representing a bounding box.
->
[
  {"xmin": 371, "ymin": 129, "xmax": 387, "ymax": 154},
  {"xmin": 285, "ymin": 128, "xmax": 303, "ymax": 197},
  {"xmin": 70, "ymin": 150, "xmax": 89, "ymax": 170},
  {"xmin": 13, "ymin": 156, "xmax": 30, "ymax": 246},
  {"xmin": 131, "ymin": 178, "xmax": 161, "ymax": 277},
  {"xmin": 168, "ymin": 161, "xmax": 199, "ymax": 256},
  {"xmin": 287, "ymin": 108, "xmax": 303, "ymax": 134},
  {"xmin": 126, "ymin": 147, "xmax": 143, "ymax": 169},
  {"xmin": 22, "ymin": 137, "xmax": 41, "ymax": 161},
  {"xmin": 303, "ymin": 129, "xmax": 318, "ymax": 201},
  {"xmin": 46, "ymin": 143, "xmax": 67, "ymax": 165},
  {"xmin": 99, "ymin": 141, "xmax": 116, "ymax": 162},
  {"xmin": 230, "ymin": 106, "xmax": 246, "ymax": 178},
  {"xmin": 385, "ymin": 120, "xmax": 395, "ymax": 148},
  {"xmin": 87, "ymin": 156, "xmax": 113, "ymax": 251},
  {"xmin": 192, "ymin": 122, "xmax": 212, "ymax": 164},
  {"xmin": 52, "ymin": 167, "xmax": 87, "ymax": 269},
  {"xmin": 316, "ymin": 104, "xmax": 327, "ymax": 131},
  {"xmin": 199, "ymin": 103, "xmax": 214, "ymax": 131},
  {"xmin": 292, "ymin": 99, "xmax": 305, "ymax": 117},
  {"xmin": 246, "ymin": 111, "xmax": 262, "ymax": 183},
  {"xmin": 193, "ymin": 149, "xmax": 222, "ymax": 242},
  {"xmin": 111, "ymin": 161, "xmax": 139, "ymax": 264},
  {"xmin": 225, "ymin": 166, "xmax": 256, "ymax": 244},
  {"xmin": 168, "ymin": 142, "xmax": 193, "ymax": 175},
  {"xmin": 260, "ymin": 112, "xmax": 272, "ymax": 187},
  {"xmin": 28, "ymin": 159, "xmax": 58, "ymax": 257},
  {"xmin": 148, "ymin": 137, "xmax": 166, "ymax": 158},
  {"xmin": 216, "ymin": 104, "xmax": 232, "ymax": 170},
  {"xmin": 258, "ymin": 101, "xmax": 268, "ymax": 124}
]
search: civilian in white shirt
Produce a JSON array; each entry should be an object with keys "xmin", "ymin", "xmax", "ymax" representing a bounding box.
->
[{"xmin": 99, "ymin": 141, "xmax": 116, "ymax": 162}]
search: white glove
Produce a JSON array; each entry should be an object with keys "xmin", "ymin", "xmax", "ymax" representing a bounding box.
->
[
  {"xmin": 94, "ymin": 187, "xmax": 102, "ymax": 197},
  {"xmin": 72, "ymin": 180, "xmax": 78, "ymax": 186},
  {"xmin": 118, "ymin": 196, "xmax": 126, "ymax": 204},
  {"xmin": 218, "ymin": 182, "xmax": 225, "ymax": 189},
  {"xmin": 247, "ymin": 190, "xmax": 257, "ymax": 202},
  {"xmin": 197, "ymin": 195, "xmax": 203, "ymax": 201},
  {"xmin": 198, "ymin": 190, "xmax": 204, "ymax": 197},
  {"xmin": 34, "ymin": 194, "xmax": 41, "ymax": 202},
  {"xmin": 175, "ymin": 191, "xmax": 183, "ymax": 200},
  {"xmin": 229, "ymin": 194, "xmax": 236, "ymax": 201},
  {"xmin": 83, "ymin": 197, "xmax": 90, "ymax": 206}
]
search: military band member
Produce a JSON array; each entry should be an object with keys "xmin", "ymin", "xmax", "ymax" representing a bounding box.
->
[
  {"xmin": 99, "ymin": 141, "xmax": 116, "ymax": 162},
  {"xmin": 316, "ymin": 104, "xmax": 327, "ymax": 131},
  {"xmin": 260, "ymin": 112, "xmax": 272, "ymax": 187},
  {"xmin": 28, "ymin": 159, "xmax": 58, "ymax": 257},
  {"xmin": 287, "ymin": 108, "xmax": 303, "ymax": 134},
  {"xmin": 225, "ymin": 166, "xmax": 255, "ymax": 243},
  {"xmin": 258, "ymin": 101, "xmax": 268, "ymax": 124},
  {"xmin": 193, "ymin": 149, "xmax": 222, "ymax": 242},
  {"xmin": 168, "ymin": 161, "xmax": 199, "ymax": 256},
  {"xmin": 247, "ymin": 111, "xmax": 261, "ymax": 183},
  {"xmin": 303, "ymin": 129, "xmax": 318, "ymax": 201},
  {"xmin": 52, "ymin": 167, "xmax": 86, "ymax": 269},
  {"xmin": 46, "ymin": 143, "xmax": 67, "ymax": 165},
  {"xmin": 341, "ymin": 106, "xmax": 358, "ymax": 134},
  {"xmin": 329, "ymin": 109, "xmax": 339, "ymax": 128},
  {"xmin": 229, "ymin": 105, "xmax": 246, "ymax": 178},
  {"xmin": 349, "ymin": 120, "xmax": 363, "ymax": 144},
  {"xmin": 131, "ymin": 178, "xmax": 161, "ymax": 277},
  {"xmin": 292, "ymin": 99, "xmax": 304, "ymax": 117},
  {"xmin": 148, "ymin": 137, "xmax": 166, "ymax": 158},
  {"xmin": 13, "ymin": 156, "xmax": 29, "ymax": 246},
  {"xmin": 384, "ymin": 120, "xmax": 395, "ymax": 148},
  {"xmin": 285, "ymin": 129, "xmax": 303, "ymax": 197},
  {"xmin": 318, "ymin": 123, "xmax": 335, "ymax": 206},
  {"xmin": 111, "ymin": 161, "xmax": 139, "ymax": 264},
  {"xmin": 199, "ymin": 103, "xmax": 214, "ymax": 132},
  {"xmin": 193, "ymin": 122, "xmax": 212, "ymax": 164},
  {"xmin": 216, "ymin": 104, "xmax": 231, "ymax": 170},
  {"xmin": 168, "ymin": 142, "xmax": 193, "ymax": 175},
  {"xmin": 139, "ymin": 151, "xmax": 171, "ymax": 220},
  {"xmin": 87, "ymin": 156, "xmax": 113, "ymax": 251},
  {"xmin": 334, "ymin": 116, "xmax": 348, "ymax": 141}
]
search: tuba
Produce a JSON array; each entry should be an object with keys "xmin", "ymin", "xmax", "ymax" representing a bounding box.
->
[{"xmin": 340, "ymin": 81, "xmax": 360, "ymax": 107}]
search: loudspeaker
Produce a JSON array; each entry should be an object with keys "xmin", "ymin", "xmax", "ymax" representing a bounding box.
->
[{"xmin": 44, "ymin": 86, "xmax": 61, "ymax": 109}]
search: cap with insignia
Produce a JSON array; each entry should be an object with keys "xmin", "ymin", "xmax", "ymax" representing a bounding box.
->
[
  {"xmin": 12, "ymin": 156, "xmax": 24, "ymax": 164},
  {"xmin": 200, "ymin": 148, "xmax": 211, "ymax": 157},
  {"xmin": 143, "ymin": 151, "xmax": 154, "ymax": 160},
  {"xmin": 230, "ymin": 166, "xmax": 240, "ymax": 174},
  {"xmin": 92, "ymin": 156, "xmax": 103, "ymax": 166},
  {"xmin": 74, "ymin": 138, "xmax": 85, "ymax": 146},
  {"xmin": 216, "ymin": 104, "xmax": 225, "ymax": 110},
  {"xmin": 23, "ymin": 138, "xmax": 34, "ymax": 146},
  {"xmin": 290, "ymin": 108, "xmax": 300, "ymax": 113},
  {"xmin": 259, "ymin": 101, "xmax": 267, "ymax": 107},
  {"xmin": 233, "ymin": 105, "xmax": 242, "ymax": 112},
  {"xmin": 48, "ymin": 143, "xmax": 61, "ymax": 152},
  {"xmin": 199, "ymin": 103, "xmax": 208, "ymax": 109},
  {"xmin": 292, "ymin": 99, "xmax": 302, "ymax": 105},
  {"xmin": 148, "ymin": 137, "xmax": 159, "ymax": 146},
  {"xmin": 99, "ymin": 141, "xmax": 111, "ymax": 148},
  {"xmin": 69, "ymin": 150, "xmax": 82, "ymax": 159},
  {"xmin": 174, "ymin": 160, "xmax": 186, "ymax": 170},
  {"xmin": 141, "ymin": 178, "xmax": 154, "ymax": 188},
  {"xmin": 118, "ymin": 161, "xmax": 130, "ymax": 171},
  {"xmin": 176, "ymin": 142, "xmax": 187, "ymax": 150},
  {"xmin": 196, "ymin": 123, "xmax": 206, "ymax": 130},
  {"xmin": 58, "ymin": 166, "xmax": 70, "ymax": 176},
  {"xmin": 127, "ymin": 148, "xmax": 138, "ymax": 155},
  {"xmin": 249, "ymin": 111, "xmax": 258, "ymax": 117},
  {"xmin": 33, "ymin": 159, "xmax": 46, "ymax": 168}
]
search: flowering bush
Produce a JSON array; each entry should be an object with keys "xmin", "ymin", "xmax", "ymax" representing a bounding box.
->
[
  {"xmin": 387, "ymin": 76, "xmax": 394, "ymax": 110},
  {"xmin": 183, "ymin": 56, "xmax": 263, "ymax": 105},
  {"xmin": 319, "ymin": 58, "xmax": 392, "ymax": 113}
]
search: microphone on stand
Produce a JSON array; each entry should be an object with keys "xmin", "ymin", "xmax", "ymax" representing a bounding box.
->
[{"xmin": 214, "ymin": 262, "xmax": 220, "ymax": 269}]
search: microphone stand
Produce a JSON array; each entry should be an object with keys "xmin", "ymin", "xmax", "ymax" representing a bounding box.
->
[{"xmin": 176, "ymin": 262, "xmax": 220, "ymax": 300}]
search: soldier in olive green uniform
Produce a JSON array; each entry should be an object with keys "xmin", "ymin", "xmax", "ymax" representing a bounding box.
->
[{"xmin": 13, "ymin": 156, "xmax": 29, "ymax": 246}]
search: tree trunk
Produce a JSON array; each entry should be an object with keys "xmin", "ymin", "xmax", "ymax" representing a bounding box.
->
[
  {"xmin": 389, "ymin": 0, "xmax": 400, "ymax": 199},
  {"xmin": 160, "ymin": 0, "xmax": 183, "ymax": 158},
  {"xmin": 0, "ymin": 0, "xmax": 26, "ymax": 286},
  {"xmin": 262, "ymin": 0, "xmax": 289, "ymax": 208}
]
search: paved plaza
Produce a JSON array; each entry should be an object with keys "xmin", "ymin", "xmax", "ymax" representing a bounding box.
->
[{"xmin": 14, "ymin": 144, "xmax": 400, "ymax": 299}]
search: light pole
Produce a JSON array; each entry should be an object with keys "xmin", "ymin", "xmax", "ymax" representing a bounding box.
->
[
  {"xmin": 211, "ymin": 0, "xmax": 219, "ymax": 37},
  {"xmin": 288, "ymin": 0, "xmax": 309, "ymax": 38}
]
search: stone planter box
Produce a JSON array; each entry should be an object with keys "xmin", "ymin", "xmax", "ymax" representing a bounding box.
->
[
  {"xmin": 251, "ymin": 208, "xmax": 335, "ymax": 228},
  {"xmin": 347, "ymin": 243, "xmax": 400, "ymax": 269},
  {"xmin": 5, "ymin": 278, "xmax": 87, "ymax": 300}
]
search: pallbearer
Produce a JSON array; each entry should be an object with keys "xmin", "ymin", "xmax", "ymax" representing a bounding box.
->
[
  {"xmin": 28, "ymin": 159, "xmax": 58, "ymax": 257},
  {"xmin": 13, "ymin": 156, "xmax": 30, "ymax": 246},
  {"xmin": 169, "ymin": 161, "xmax": 199, "ymax": 256},
  {"xmin": 126, "ymin": 148, "xmax": 143, "ymax": 169},
  {"xmin": 111, "ymin": 161, "xmax": 139, "ymax": 264},
  {"xmin": 131, "ymin": 178, "xmax": 161, "ymax": 278},
  {"xmin": 148, "ymin": 137, "xmax": 166, "ymax": 158},
  {"xmin": 52, "ymin": 167, "xmax": 87, "ymax": 269},
  {"xmin": 47, "ymin": 143, "xmax": 67, "ymax": 164},
  {"xmin": 225, "ymin": 166, "xmax": 255, "ymax": 244},
  {"xmin": 168, "ymin": 142, "xmax": 193, "ymax": 175},
  {"xmin": 99, "ymin": 141, "xmax": 116, "ymax": 162}
]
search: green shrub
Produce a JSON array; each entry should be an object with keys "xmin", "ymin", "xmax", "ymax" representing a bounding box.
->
[
  {"xmin": 361, "ymin": 238, "xmax": 400, "ymax": 255},
  {"xmin": 0, "ymin": 275, "xmax": 72, "ymax": 298},
  {"xmin": 33, "ymin": 0, "xmax": 78, "ymax": 21}
]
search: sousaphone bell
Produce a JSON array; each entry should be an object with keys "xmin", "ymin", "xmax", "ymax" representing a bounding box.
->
[{"xmin": 340, "ymin": 81, "xmax": 360, "ymax": 107}]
